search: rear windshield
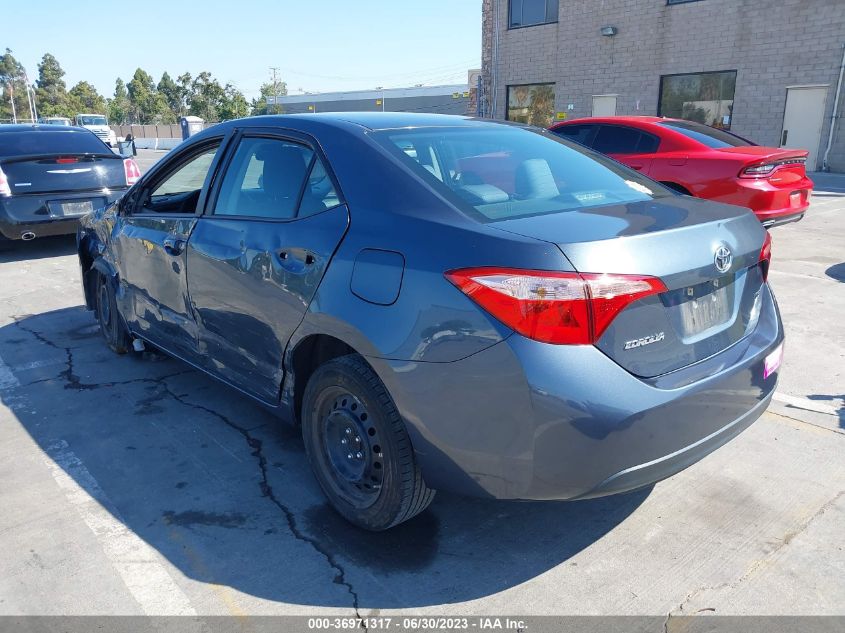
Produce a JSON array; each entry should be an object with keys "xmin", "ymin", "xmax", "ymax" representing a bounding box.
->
[
  {"xmin": 660, "ymin": 120, "xmax": 754, "ymax": 149},
  {"xmin": 77, "ymin": 115, "xmax": 108, "ymax": 126},
  {"xmin": 375, "ymin": 126, "xmax": 672, "ymax": 222},
  {"xmin": 0, "ymin": 130, "xmax": 111, "ymax": 158}
]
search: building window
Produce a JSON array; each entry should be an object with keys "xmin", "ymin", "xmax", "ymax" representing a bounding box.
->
[
  {"xmin": 658, "ymin": 70, "xmax": 737, "ymax": 130},
  {"xmin": 509, "ymin": 0, "xmax": 558, "ymax": 28},
  {"xmin": 506, "ymin": 84, "xmax": 555, "ymax": 127}
]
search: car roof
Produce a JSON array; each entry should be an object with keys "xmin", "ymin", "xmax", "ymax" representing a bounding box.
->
[
  {"xmin": 222, "ymin": 112, "xmax": 509, "ymax": 132},
  {"xmin": 0, "ymin": 124, "xmax": 93, "ymax": 134}
]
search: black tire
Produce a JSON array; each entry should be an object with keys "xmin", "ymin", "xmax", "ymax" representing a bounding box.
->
[
  {"xmin": 95, "ymin": 272, "xmax": 132, "ymax": 354},
  {"xmin": 301, "ymin": 354, "xmax": 435, "ymax": 531}
]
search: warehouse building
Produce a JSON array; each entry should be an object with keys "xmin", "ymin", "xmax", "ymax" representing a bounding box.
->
[
  {"xmin": 269, "ymin": 83, "xmax": 474, "ymax": 116},
  {"xmin": 481, "ymin": 0, "xmax": 845, "ymax": 171}
]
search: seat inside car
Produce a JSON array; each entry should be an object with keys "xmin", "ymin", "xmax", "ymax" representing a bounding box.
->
[{"xmin": 515, "ymin": 158, "xmax": 560, "ymax": 200}]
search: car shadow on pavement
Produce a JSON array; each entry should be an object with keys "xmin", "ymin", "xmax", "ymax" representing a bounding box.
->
[
  {"xmin": 806, "ymin": 394, "xmax": 845, "ymax": 430},
  {"xmin": 0, "ymin": 235, "xmax": 77, "ymax": 262},
  {"xmin": 0, "ymin": 307, "xmax": 650, "ymax": 609}
]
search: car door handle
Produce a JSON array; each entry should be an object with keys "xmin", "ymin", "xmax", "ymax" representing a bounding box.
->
[
  {"xmin": 163, "ymin": 237, "xmax": 185, "ymax": 256},
  {"xmin": 629, "ymin": 164, "xmax": 644, "ymax": 170}
]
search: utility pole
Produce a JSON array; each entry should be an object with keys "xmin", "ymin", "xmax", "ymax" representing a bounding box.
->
[
  {"xmin": 269, "ymin": 67, "xmax": 280, "ymax": 114},
  {"xmin": 8, "ymin": 81, "xmax": 16, "ymax": 124}
]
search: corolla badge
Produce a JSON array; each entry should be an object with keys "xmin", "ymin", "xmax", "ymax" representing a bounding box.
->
[
  {"xmin": 714, "ymin": 245, "xmax": 732, "ymax": 273},
  {"xmin": 624, "ymin": 332, "xmax": 665, "ymax": 350}
]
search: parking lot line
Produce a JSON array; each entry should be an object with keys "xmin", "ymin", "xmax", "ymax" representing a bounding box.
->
[
  {"xmin": 43, "ymin": 439, "xmax": 197, "ymax": 616},
  {"xmin": 0, "ymin": 352, "xmax": 21, "ymax": 390},
  {"xmin": 773, "ymin": 392, "xmax": 840, "ymax": 416}
]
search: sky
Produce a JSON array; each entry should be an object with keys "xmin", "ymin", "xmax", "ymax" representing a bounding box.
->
[{"xmin": 5, "ymin": 0, "xmax": 482, "ymax": 100}]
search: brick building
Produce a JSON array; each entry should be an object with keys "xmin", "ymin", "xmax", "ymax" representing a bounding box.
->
[{"xmin": 481, "ymin": 0, "xmax": 845, "ymax": 171}]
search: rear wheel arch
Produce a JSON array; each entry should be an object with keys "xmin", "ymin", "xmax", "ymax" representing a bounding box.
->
[
  {"xmin": 660, "ymin": 181, "xmax": 693, "ymax": 196},
  {"xmin": 289, "ymin": 333, "xmax": 357, "ymax": 425}
]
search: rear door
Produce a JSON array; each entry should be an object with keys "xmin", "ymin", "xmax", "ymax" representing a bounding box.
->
[
  {"xmin": 187, "ymin": 129, "xmax": 349, "ymax": 401},
  {"xmin": 591, "ymin": 124, "xmax": 659, "ymax": 174},
  {"xmin": 113, "ymin": 137, "xmax": 227, "ymax": 360}
]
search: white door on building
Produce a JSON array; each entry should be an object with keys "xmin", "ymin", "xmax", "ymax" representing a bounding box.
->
[
  {"xmin": 592, "ymin": 95, "xmax": 617, "ymax": 117},
  {"xmin": 781, "ymin": 86, "xmax": 828, "ymax": 171}
]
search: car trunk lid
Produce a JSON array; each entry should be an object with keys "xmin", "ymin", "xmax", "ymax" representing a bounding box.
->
[
  {"xmin": 491, "ymin": 196, "xmax": 769, "ymax": 377},
  {"xmin": 0, "ymin": 153, "xmax": 127, "ymax": 195}
]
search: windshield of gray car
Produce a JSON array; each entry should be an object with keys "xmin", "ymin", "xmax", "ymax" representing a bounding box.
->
[{"xmin": 375, "ymin": 126, "xmax": 673, "ymax": 222}]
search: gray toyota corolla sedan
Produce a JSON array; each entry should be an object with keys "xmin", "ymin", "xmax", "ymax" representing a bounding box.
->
[{"xmin": 77, "ymin": 113, "xmax": 784, "ymax": 530}]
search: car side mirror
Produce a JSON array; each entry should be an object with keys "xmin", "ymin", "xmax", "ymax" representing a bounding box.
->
[{"xmin": 118, "ymin": 139, "xmax": 137, "ymax": 158}]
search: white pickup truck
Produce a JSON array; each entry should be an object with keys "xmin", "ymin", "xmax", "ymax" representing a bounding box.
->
[{"xmin": 75, "ymin": 113, "xmax": 117, "ymax": 147}]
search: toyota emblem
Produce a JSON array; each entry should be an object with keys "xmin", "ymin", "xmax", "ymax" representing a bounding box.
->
[{"xmin": 714, "ymin": 245, "xmax": 732, "ymax": 273}]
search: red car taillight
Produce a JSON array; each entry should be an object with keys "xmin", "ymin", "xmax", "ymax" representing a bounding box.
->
[
  {"xmin": 759, "ymin": 231, "xmax": 772, "ymax": 282},
  {"xmin": 123, "ymin": 158, "xmax": 141, "ymax": 186},
  {"xmin": 0, "ymin": 166, "xmax": 10, "ymax": 197},
  {"xmin": 445, "ymin": 267, "xmax": 667, "ymax": 345},
  {"xmin": 740, "ymin": 157, "xmax": 806, "ymax": 179}
]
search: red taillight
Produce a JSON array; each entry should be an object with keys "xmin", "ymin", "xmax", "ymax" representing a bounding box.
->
[
  {"xmin": 759, "ymin": 231, "xmax": 772, "ymax": 282},
  {"xmin": 0, "ymin": 166, "xmax": 10, "ymax": 197},
  {"xmin": 55, "ymin": 156, "xmax": 79, "ymax": 164},
  {"xmin": 445, "ymin": 267, "xmax": 666, "ymax": 345},
  {"xmin": 740, "ymin": 157, "xmax": 806, "ymax": 179},
  {"xmin": 123, "ymin": 158, "xmax": 141, "ymax": 186}
]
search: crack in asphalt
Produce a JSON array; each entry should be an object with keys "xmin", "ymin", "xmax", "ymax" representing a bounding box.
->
[
  {"xmin": 671, "ymin": 488, "xmax": 845, "ymax": 615},
  {"xmin": 11, "ymin": 316, "xmax": 366, "ymax": 623},
  {"xmin": 12, "ymin": 318, "xmax": 190, "ymax": 391},
  {"xmin": 155, "ymin": 380, "xmax": 365, "ymax": 622}
]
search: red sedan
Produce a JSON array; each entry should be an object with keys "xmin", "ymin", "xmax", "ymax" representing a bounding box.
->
[{"xmin": 549, "ymin": 116, "xmax": 813, "ymax": 227}]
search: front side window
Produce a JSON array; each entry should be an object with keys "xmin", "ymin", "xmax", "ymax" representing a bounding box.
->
[
  {"xmin": 592, "ymin": 125, "xmax": 660, "ymax": 154},
  {"xmin": 658, "ymin": 70, "xmax": 737, "ymax": 129},
  {"xmin": 506, "ymin": 84, "xmax": 555, "ymax": 128},
  {"xmin": 213, "ymin": 137, "xmax": 338, "ymax": 219},
  {"xmin": 143, "ymin": 144, "xmax": 220, "ymax": 214},
  {"xmin": 551, "ymin": 124, "xmax": 596, "ymax": 147},
  {"xmin": 509, "ymin": 0, "xmax": 558, "ymax": 27},
  {"xmin": 375, "ymin": 126, "xmax": 672, "ymax": 223}
]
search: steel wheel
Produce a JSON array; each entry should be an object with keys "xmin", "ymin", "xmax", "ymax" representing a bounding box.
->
[{"xmin": 302, "ymin": 354, "xmax": 435, "ymax": 530}]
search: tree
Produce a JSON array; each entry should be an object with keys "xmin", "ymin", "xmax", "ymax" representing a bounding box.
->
[
  {"xmin": 108, "ymin": 78, "xmax": 130, "ymax": 125},
  {"xmin": 219, "ymin": 84, "xmax": 249, "ymax": 121},
  {"xmin": 188, "ymin": 71, "xmax": 227, "ymax": 121},
  {"xmin": 68, "ymin": 81, "xmax": 106, "ymax": 114},
  {"xmin": 34, "ymin": 53, "xmax": 70, "ymax": 117},
  {"xmin": 157, "ymin": 71, "xmax": 182, "ymax": 121},
  {"xmin": 251, "ymin": 80, "xmax": 287, "ymax": 115},
  {"xmin": 127, "ymin": 68, "xmax": 165, "ymax": 124},
  {"xmin": 0, "ymin": 49, "xmax": 31, "ymax": 122}
]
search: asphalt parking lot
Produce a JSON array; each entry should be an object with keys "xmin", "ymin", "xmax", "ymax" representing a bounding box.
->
[{"xmin": 0, "ymin": 154, "xmax": 842, "ymax": 616}]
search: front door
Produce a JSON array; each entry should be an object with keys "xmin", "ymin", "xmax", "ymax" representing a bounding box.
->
[
  {"xmin": 592, "ymin": 95, "xmax": 617, "ymax": 117},
  {"xmin": 781, "ymin": 86, "xmax": 828, "ymax": 170},
  {"xmin": 591, "ymin": 124, "xmax": 659, "ymax": 174},
  {"xmin": 187, "ymin": 131, "xmax": 349, "ymax": 401},
  {"xmin": 113, "ymin": 139, "xmax": 224, "ymax": 360}
]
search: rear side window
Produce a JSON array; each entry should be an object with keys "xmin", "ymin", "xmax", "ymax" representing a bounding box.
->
[
  {"xmin": 375, "ymin": 126, "xmax": 673, "ymax": 222},
  {"xmin": 213, "ymin": 137, "xmax": 338, "ymax": 220},
  {"xmin": 552, "ymin": 124, "xmax": 596, "ymax": 147},
  {"xmin": 592, "ymin": 125, "xmax": 659, "ymax": 154},
  {"xmin": 660, "ymin": 121, "xmax": 754, "ymax": 148},
  {"xmin": 0, "ymin": 130, "xmax": 110, "ymax": 158}
]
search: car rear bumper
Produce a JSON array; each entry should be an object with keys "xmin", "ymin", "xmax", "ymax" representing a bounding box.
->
[
  {"xmin": 377, "ymin": 283, "xmax": 783, "ymax": 500},
  {"xmin": 0, "ymin": 189, "xmax": 126, "ymax": 240},
  {"xmin": 718, "ymin": 176, "xmax": 813, "ymax": 224}
]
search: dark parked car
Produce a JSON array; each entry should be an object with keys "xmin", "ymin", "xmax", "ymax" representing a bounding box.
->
[
  {"xmin": 77, "ymin": 113, "xmax": 784, "ymax": 530},
  {"xmin": 0, "ymin": 124, "xmax": 139, "ymax": 243}
]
